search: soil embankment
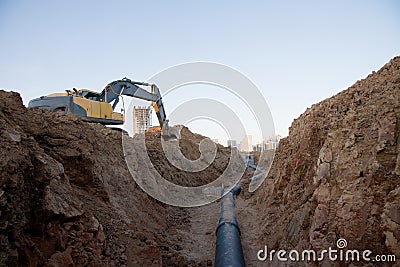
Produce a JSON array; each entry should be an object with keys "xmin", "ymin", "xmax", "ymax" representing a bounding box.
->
[{"xmin": 1, "ymin": 56, "xmax": 399, "ymax": 266}]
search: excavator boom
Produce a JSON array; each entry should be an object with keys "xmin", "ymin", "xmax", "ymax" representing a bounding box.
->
[
  {"xmin": 100, "ymin": 79, "xmax": 158, "ymax": 103},
  {"xmin": 100, "ymin": 78, "xmax": 168, "ymax": 130}
]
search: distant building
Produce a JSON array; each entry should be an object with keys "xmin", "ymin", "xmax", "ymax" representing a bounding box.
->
[
  {"xmin": 227, "ymin": 140, "xmax": 237, "ymax": 148},
  {"xmin": 240, "ymin": 135, "xmax": 253, "ymax": 152},
  {"xmin": 264, "ymin": 135, "xmax": 281, "ymax": 150},
  {"xmin": 133, "ymin": 106, "xmax": 152, "ymax": 134}
]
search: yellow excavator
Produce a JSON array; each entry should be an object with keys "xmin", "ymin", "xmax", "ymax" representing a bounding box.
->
[{"xmin": 28, "ymin": 78, "xmax": 178, "ymax": 137}]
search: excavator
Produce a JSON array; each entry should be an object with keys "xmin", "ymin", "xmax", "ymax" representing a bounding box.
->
[{"xmin": 28, "ymin": 78, "xmax": 178, "ymax": 138}]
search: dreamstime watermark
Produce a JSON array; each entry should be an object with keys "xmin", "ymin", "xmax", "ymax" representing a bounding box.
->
[
  {"xmin": 121, "ymin": 62, "xmax": 276, "ymax": 207},
  {"xmin": 257, "ymin": 238, "xmax": 397, "ymax": 263}
]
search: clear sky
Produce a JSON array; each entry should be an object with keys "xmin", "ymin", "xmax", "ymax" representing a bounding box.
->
[{"xmin": 0, "ymin": 1, "xmax": 399, "ymax": 145}]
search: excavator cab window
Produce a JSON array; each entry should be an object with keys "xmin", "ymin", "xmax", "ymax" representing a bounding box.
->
[{"xmin": 81, "ymin": 91, "xmax": 100, "ymax": 101}]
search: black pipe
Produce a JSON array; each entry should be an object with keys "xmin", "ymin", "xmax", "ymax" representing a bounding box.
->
[{"xmin": 214, "ymin": 186, "xmax": 245, "ymax": 267}]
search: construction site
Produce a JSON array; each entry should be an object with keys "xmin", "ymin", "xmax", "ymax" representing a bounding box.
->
[{"xmin": 0, "ymin": 55, "xmax": 399, "ymax": 266}]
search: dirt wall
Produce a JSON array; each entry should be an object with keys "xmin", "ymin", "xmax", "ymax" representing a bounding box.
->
[
  {"xmin": 252, "ymin": 56, "xmax": 400, "ymax": 266},
  {"xmin": 0, "ymin": 93, "xmax": 231, "ymax": 266}
]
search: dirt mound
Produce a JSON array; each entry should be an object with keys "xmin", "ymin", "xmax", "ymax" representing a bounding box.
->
[
  {"xmin": 145, "ymin": 126, "xmax": 231, "ymax": 187},
  {"xmin": 249, "ymin": 56, "xmax": 400, "ymax": 265},
  {"xmin": 0, "ymin": 93, "xmax": 231, "ymax": 266}
]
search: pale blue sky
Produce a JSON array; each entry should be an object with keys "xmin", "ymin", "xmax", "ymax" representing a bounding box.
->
[{"xmin": 0, "ymin": 1, "xmax": 399, "ymax": 144}]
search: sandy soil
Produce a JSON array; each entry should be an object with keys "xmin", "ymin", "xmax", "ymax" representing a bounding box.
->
[{"xmin": 1, "ymin": 56, "xmax": 399, "ymax": 266}]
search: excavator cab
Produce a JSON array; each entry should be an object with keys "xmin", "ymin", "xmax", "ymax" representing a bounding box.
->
[{"xmin": 80, "ymin": 90, "xmax": 100, "ymax": 101}]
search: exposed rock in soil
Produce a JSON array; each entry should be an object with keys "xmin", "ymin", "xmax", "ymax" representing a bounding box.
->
[{"xmin": 251, "ymin": 56, "xmax": 400, "ymax": 266}]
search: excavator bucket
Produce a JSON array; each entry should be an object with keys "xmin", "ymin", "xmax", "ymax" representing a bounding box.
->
[{"xmin": 161, "ymin": 124, "xmax": 181, "ymax": 140}]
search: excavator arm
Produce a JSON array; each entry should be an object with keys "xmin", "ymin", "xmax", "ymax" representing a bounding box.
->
[{"xmin": 100, "ymin": 78, "xmax": 169, "ymax": 129}]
